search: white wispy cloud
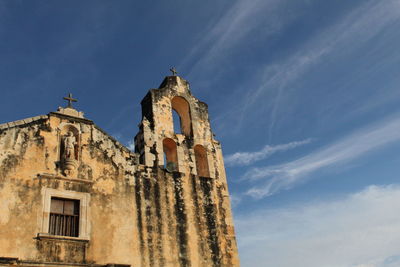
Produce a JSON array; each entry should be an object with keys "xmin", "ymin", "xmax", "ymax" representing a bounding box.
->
[
  {"xmin": 218, "ymin": 0, "xmax": 400, "ymax": 137},
  {"xmin": 187, "ymin": 0, "xmax": 400, "ymax": 140},
  {"xmin": 244, "ymin": 114, "xmax": 400, "ymax": 198},
  {"xmin": 181, "ymin": 0, "xmax": 292, "ymax": 77},
  {"xmin": 236, "ymin": 184, "xmax": 400, "ymax": 267},
  {"xmin": 127, "ymin": 139, "xmax": 135, "ymax": 152},
  {"xmin": 225, "ymin": 138, "xmax": 311, "ymax": 166}
]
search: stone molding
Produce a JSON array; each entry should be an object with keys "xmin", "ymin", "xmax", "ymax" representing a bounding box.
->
[
  {"xmin": 39, "ymin": 173, "xmax": 94, "ymax": 184},
  {"xmin": 0, "ymin": 115, "xmax": 47, "ymax": 130}
]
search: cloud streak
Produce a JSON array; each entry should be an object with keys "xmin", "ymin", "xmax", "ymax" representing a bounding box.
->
[
  {"xmin": 127, "ymin": 139, "xmax": 135, "ymax": 152},
  {"xmin": 226, "ymin": 0, "xmax": 400, "ymax": 137},
  {"xmin": 244, "ymin": 114, "xmax": 400, "ymax": 198},
  {"xmin": 181, "ymin": 0, "xmax": 290, "ymax": 77},
  {"xmin": 236, "ymin": 184, "xmax": 400, "ymax": 267},
  {"xmin": 225, "ymin": 138, "xmax": 311, "ymax": 166}
]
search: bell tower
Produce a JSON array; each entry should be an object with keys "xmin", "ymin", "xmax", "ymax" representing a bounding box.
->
[
  {"xmin": 134, "ymin": 73, "xmax": 240, "ymax": 266},
  {"xmin": 135, "ymin": 74, "xmax": 216, "ymax": 177}
]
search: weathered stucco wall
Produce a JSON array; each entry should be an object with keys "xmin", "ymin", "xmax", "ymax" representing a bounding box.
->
[
  {"xmin": 0, "ymin": 114, "xmax": 140, "ymax": 266},
  {"xmin": 0, "ymin": 75, "xmax": 239, "ymax": 267}
]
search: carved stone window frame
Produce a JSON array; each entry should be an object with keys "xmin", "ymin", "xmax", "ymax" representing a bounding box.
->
[{"xmin": 39, "ymin": 188, "xmax": 90, "ymax": 240}]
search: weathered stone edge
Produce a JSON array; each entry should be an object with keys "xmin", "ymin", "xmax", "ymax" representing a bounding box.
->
[
  {"xmin": 92, "ymin": 124, "xmax": 135, "ymax": 155},
  {"xmin": 0, "ymin": 114, "xmax": 136, "ymax": 157},
  {"xmin": 0, "ymin": 115, "xmax": 48, "ymax": 130}
]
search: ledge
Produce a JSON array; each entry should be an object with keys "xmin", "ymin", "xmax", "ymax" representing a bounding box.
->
[
  {"xmin": 38, "ymin": 173, "xmax": 94, "ymax": 184},
  {"xmin": 0, "ymin": 257, "xmax": 18, "ymax": 264},
  {"xmin": 156, "ymin": 167, "xmax": 215, "ymax": 179},
  {"xmin": 197, "ymin": 175, "xmax": 214, "ymax": 179},
  {"xmin": 0, "ymin": 115, "xmax": 48, "ymax": 131},
  {"xmin": 14, "ymin": 261, "xmax": 91, "ymax": 266},
  {"xmin": 35, "ymin": 233, "xmax": 89, "ymax": 243},
  {"xmin": 49, "ymin": 112, "xmax": 93, "ymax": 124},
  {"xmin": 158, "ymin": 166, "xmax": 182, "ymax": 175},
  {"xmin": 6, "ymin": 261, "xmax": 130, "ymax": 267}
]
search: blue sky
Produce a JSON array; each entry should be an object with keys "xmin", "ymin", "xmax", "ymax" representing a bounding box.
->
[{"xmin": 1, "ymin": 1, "xmax": 400, "ymax": 266}]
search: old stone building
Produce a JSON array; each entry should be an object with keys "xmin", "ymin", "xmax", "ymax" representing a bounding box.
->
[{"xmin": 0, "ymin": 74, "xmax": 239, "ymax": 267}]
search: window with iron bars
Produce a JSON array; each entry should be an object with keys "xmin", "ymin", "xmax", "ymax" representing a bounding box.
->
[{"xmin": 49, "ymin": 197, "xmax": 80, "ymax": 237}]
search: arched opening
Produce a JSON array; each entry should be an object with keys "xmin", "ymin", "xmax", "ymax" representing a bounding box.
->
[
  {"xmin": 171, "ymin": 96, "xmax": 192, "ymax": 137},
  {"xmin": 163, "ymin": 138, "xmax": 178, "ymax": 172},
  {"xmin": 194, "ymin": 145, "xmax": 210, "ymax": 177}
]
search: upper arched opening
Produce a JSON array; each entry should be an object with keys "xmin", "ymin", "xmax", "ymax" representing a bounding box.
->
[{"xmin": 171, "ymin": 96, "xmax": 192, "ymax": 137}]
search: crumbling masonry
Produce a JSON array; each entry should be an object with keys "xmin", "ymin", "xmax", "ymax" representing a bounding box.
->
[{"xmin": 0, "ymin": 75, "xmax": 239, "ymax": 267}]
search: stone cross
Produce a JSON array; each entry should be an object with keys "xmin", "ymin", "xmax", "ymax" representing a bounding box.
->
[
  {"xmin": 170, "ymin": 67, "xmax": 177, "ymax": 76},
  {"xmin": 63, "ymin": 93, "xmax": 77, "ymax": 108}
]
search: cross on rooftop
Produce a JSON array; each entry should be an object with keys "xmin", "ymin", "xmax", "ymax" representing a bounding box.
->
[
  {"xmin": 170, "ymin": 67, "xmax": 177, "ymax": 76},
  {"xmin": 63, "ymin": 93, "xmax": 77, "ymax": 108}
]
